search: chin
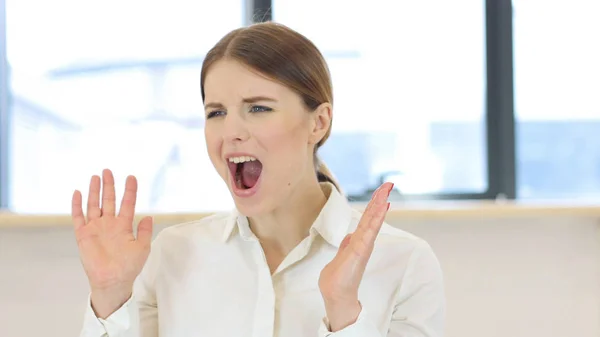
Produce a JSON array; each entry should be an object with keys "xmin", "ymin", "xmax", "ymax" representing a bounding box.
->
[{"xmin": 228, "ymin": 183, "xmax": 276, "ymax": 218}]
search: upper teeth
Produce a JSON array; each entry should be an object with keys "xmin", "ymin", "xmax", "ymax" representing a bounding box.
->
[{"xmin": 229, "ymin": 156, "xmax": 257, "ymax": 164}]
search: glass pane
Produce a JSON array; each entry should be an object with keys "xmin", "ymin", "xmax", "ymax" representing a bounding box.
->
[
  {"xmin": 273, "ymin": 0, "xmax": 487, "ymax": 198},
  {"xmin": 6, "ymin": 0, "xmax": 245, "ymax": 213},
  {"xmin": 513, "ymin": 0, "xmax": 600, "ymax": 200}
]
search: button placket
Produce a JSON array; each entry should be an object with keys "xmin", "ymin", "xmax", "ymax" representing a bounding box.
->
[{"xmin": 252, "ymin": 241, "xmax": 276, "ymax": 337}]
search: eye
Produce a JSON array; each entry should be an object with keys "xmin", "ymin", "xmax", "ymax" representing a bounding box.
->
[
  {"xmin": 249, "ymin": 105, "xmax": 272, "ymax": 113},
  {"xmin": 206, "ymin": 110, "xmax": 226, "ymax": 119}
]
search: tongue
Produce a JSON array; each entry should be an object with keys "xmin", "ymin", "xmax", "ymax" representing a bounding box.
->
[{"xmin": 241, "ymin": 161, "xmax": 262, "ymax": 188}]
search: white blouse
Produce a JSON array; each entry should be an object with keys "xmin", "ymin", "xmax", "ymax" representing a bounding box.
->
[{"xmin": 80, "ymin": 183, "xmax": 445, "ymax": 337}]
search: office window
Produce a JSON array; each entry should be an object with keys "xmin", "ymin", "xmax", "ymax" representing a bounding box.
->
[
  {"xmin": 6, "ymin": 0, "xmax": 245, "ymax": 213},
  {"xmin": 513, "ymin": 0, "xmax": 600, "ymax": 200},
  {"xmin": 273, "ymin": 0, "xmax": 488, "ymax": 199}
]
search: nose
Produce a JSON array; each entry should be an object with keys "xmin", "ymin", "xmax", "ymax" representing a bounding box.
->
[{"xmin": 222, "ymin": 111, "xmax": 249, "ymax": 143}]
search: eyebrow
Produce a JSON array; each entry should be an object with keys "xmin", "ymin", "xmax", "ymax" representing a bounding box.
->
[{"xmin": 204, "ymin": 96, "xmax": 278, "ymax": 110}]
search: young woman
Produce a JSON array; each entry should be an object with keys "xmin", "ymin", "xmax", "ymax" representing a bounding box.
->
[{"xmin": 73, "ymin": 22, "xmax": 445, "ymax": 337}]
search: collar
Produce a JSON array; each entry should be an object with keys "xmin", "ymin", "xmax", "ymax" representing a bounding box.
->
[{"xmin": 221, "ymin": 182, "xmax": 353, "ymax": 248}]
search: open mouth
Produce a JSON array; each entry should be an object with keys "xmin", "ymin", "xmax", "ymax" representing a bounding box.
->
[{"xmin": 227, "ymin": 156, "xmax": 263, "ymax": 190}]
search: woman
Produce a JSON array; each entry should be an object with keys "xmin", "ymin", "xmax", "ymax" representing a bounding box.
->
[{"xmin": 73, "ymin": 22, "xmax": 445, "ymax": 337}]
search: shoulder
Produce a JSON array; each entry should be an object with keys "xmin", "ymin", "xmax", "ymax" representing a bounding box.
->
[
  {"xmin": 346, "ymin": 209, "xmax": 444, "ymax": 308},
  {"xmin": 138, "ymin": 212, "xmax": 235, "ymax": 283},
  {"xmin": 348, "ymin": 208, "xmax": 439, "ymax": 269},
  {"xmin": 153, "ymin": 211, "xmax": 234, "ymax": 246},
  {"xmin": 348, "ymin": 208, "xmax": 427, "ymax": 246}
]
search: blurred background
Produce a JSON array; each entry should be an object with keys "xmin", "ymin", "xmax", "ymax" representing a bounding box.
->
[
  {"xmin": 0, "ymin": 1, "xmax": 599, "ymax": 337},
  {"xmin": 1, "ymin": 0, "xmax": 599, "ymax": 214}
]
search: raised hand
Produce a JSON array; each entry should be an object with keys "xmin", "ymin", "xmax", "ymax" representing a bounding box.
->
[
  {"xmin": 71, "ymin": 169, "xmax": 153, "ymax": 317},
  {"xmin": 318, "ymin": 182, "xmax": 393, "ymax": 331}
]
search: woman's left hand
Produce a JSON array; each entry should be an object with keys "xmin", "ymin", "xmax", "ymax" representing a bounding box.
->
[{"xmin": 318, "ymin": 182, "xmax": 394, "ymax": 331}]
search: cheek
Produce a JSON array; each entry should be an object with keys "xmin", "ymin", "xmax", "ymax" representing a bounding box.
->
[
  {"xmin": 258, "ymin": 120, "xmax": 308, "ymax": 152},
  {"xmin": 204, "ymin": 127, "xmax": 224, "ymax": 168},
  {"xmin": 256, "ymin": 120, "xmax": 311, "ymax": 171}
]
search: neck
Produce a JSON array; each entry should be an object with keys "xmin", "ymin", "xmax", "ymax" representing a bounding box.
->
[{"xmin": 248, "ymin": 175, "xmax": 329, "ymax": 255}]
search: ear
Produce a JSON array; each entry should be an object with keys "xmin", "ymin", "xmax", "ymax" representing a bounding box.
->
[{"xmin": 308, "ymin": 102, "xmax": 332, "ymax": 145}]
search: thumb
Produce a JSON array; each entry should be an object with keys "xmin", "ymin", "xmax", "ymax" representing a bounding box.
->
[
  {"xmin": 136, "ymin": 216, "xmax": 154, "ymax": 247},
  {"xmin": 340, "ymin": 233, "xmax": 352, "ymax": 249},
  {"xmin": 335, "ymin": 233, "xmax": 352, "ymax": 257}
]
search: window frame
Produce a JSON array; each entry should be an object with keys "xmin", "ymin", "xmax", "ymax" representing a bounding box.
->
[
  {"xmin": 485, "ymin": 0, "xmax": 516, "ymax": 201},
  {"xmin": 260, "ymin": 0, "xmax": 517, "ymax": 202},
  {"xmin": 0, "ymin": 0, "xmax": 517, "ymax": 210},
  {"xmin": 0, "ymin": 0, "xmax": 10, "ymax": 209}
]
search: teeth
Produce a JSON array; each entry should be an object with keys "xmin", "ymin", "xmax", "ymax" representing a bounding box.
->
[{"xmin": 229, "ymin": 156, "xmax": 257, "ymax": 164}]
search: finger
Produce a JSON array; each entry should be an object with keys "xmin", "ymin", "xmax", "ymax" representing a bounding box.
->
[
  {"xmin": 118, "ymin": 175, "xmax": 138, "ymax": 222},
  {"xmin": 72, "ymin": 190, "xmax": 86, "ymax": 230},
  {"xmin": 360, "ymin": 201, "xmax": 390, "ymax": 248},
  {"xmin": 101, "ymin": 169, "xmax": 117, "ymax": 217},
  {"xmin": 349, "ymin": 202, "xmax": 389, "ymax": 258},
  {"xmin": 352, "ymin": 186, "xmax": 382, "ymax": 232},
  {"xmin": 136, "ymin": 216, "xmax": 154, "ymax": 247},
  {"xmin": 87, "ymin": 175, "xmax": 102, "ymax": 221},
  {"xmin": 364, "ymin": 183, "xmax": 393, "ymax": 233},
  {"xmin": 356, "ymin": 182, "xmax": 393, "ymax": 233},
  {"xmin": 350, "ymin": 183, "xmax": 393, "ymax": 256}
]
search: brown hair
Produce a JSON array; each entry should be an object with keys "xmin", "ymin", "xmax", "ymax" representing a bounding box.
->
[{"xmin": 200, "ymin": 22, "xmax": 341, "ymax": 192}]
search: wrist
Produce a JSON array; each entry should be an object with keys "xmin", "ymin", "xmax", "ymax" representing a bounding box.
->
[
  {"xmin": 90, "ymin": 286, "xmax": 133, "ymax": 319},
  {"xmin": 323, "ymin": 299, "xmax": 362, "ymax": 332}
]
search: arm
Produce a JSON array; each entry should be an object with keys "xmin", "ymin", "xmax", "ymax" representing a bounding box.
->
[
  {"xmin": 318, "ymin": 241, "xmax": 445, "ymax": 337},
  {"xmin": 79, "ymin": 234, "xmax": 163, "ymax": 337}
]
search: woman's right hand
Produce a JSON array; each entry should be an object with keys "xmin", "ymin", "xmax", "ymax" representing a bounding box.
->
[{"xmin": 71, "ymin": 169, "xmax": 154, "ymax": 318}]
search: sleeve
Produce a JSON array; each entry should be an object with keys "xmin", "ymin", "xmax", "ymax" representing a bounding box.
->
[
  {"xmin": 79, "ymin": 234, "xmax": 164, "ymax": 337},
  {"xmin": 317, "ymin": 241, "xmax": 446, "ymax": 337}
]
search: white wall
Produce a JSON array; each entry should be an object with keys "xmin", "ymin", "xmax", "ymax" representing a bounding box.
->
[{"xmin": 1, "ymin": 215, "xmax": 599, "ymax": 337}]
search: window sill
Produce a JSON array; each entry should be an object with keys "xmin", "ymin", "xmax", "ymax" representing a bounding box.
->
[{"xmin": 1, "ymin": 200, "xmax": 599, "ymax": 228}]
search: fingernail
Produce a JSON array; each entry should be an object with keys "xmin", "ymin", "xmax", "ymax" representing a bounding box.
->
[
  {"xmin": 387, "ymin": 202, "xmax": 391, "ymax": 210},
  {"xmin": 388, "ymin": 183, "xmax": 394, "ymax": 196}
]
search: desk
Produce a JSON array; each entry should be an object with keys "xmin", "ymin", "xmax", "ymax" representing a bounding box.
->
[{"xmin": 1, "ymin": 201, "xmax": 599, "ymax": 228}]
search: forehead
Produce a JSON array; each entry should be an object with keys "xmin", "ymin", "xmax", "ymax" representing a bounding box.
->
[{"xmin": 204, "ymin": 59, "xmax": 293, "ymax": 102}]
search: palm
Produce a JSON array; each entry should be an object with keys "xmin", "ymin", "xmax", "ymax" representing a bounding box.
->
[
  {"xmin": 72, "ymin": 169, "xmax": 153, "ymax": 291},
  {"xmin": 319, "ymin": 182, "xmax": 393, "ymax": 303}
]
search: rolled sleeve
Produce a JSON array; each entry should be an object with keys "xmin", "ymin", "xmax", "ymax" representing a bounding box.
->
[
  {"xmin": 80, "ymin": 293, "xmax": 137, "ymax": 337},
  {"xmin": 318, "ymin": 307, "xmax": 381, "ymax": 337}
]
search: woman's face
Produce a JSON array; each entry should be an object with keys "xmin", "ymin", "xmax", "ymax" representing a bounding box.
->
[{"xmin": 203, "ymin": 59, "xmax": 331, "ymax": 217}]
